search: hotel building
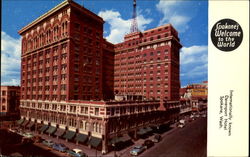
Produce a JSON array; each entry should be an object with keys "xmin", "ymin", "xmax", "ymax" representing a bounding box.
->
[
  {"xmin": 18, "ymin": 0, "xmax": 181, "ymax": 153},
  {"xmin": 114, "ymin": 25, "xmax": 182, "ymax": 108}
]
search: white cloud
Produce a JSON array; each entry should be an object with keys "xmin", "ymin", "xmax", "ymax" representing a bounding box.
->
[
  {"xmin": 1, "ymin": 31, "xmax": 21, "ymax": 86},
  {"xmin": 180, "ymin": 45, "xmax": 207, "ymax": 64},
  {"xmin": 98, "ymin": 10, "xmax": 152, "ymax": 44},
  {"xmin": 180, "ymin": 45, "xmax": 208, "ymax": 78},
  {"xmin": 1, "ymin": 79, "xmax": 20, "ymax": 86},
  {"xmin": 156, "ymin": 0, "xmax": 191, "ymax": 32}
]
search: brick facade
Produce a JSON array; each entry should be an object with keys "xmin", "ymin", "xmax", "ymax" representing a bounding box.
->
[
  {"xmin": 18, "ymin": 0, "xmax": 181, "ymax": 153},
  {"xmin": 0, "ymin": 86, "xmax": 20, "ymax": 116}
]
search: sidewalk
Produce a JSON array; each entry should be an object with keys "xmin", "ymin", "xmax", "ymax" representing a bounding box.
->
[
  {"xmin": 103, "ymin": 125, "xmax": 179, "ymax": 157},
  {"xmin": 30, "ymin": 130, "xmax": 103, "ymax": 157},
  {"xmin": 21, "ymin": 122, "xmax": 181, "ymax": 157}
]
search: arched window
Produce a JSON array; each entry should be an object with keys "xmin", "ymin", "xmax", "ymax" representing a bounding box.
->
[{"xmin": 2, "ymin": 98, "xmax": 6, "ymax": 103}]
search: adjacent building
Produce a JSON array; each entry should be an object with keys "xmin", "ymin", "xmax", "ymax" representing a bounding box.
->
[
  {"xmin": 179, "ymin": 81, "xmax": 208, "ymax": 114},
  {"xmin": 0, "ymin": 86, "xmax": 20, "ymax": 117},
  {"xmin": 18, "ymin": 0, "xmax": 181, "ymax": 153}
]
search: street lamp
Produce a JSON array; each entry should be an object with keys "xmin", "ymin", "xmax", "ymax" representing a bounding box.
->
[{"xmin": 112, "ymin": 143, "xmax": 117, "ymax": 157}]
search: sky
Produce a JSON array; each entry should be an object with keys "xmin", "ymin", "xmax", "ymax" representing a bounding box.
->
[{"xmin": 1, "ymin": 0, "xmax": 208, "ymax": 87}]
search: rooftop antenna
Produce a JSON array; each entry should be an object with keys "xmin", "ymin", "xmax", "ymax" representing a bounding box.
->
[{"xmin": 130, "ymin": 0, "xmax": 139, "ymax": 33}]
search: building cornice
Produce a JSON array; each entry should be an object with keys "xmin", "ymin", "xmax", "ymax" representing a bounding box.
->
[
  {"xmin": 18, "ymin": 0, "xmax": 104, "ymax": 35},
  {"xmin": 18, "ymin": 0, "xmax": 70, "ymax": 35}
]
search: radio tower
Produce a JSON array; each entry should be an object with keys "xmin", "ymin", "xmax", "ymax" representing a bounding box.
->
[{"xmin": 130, "ymin": 0, "xmax": 139, "ymax": 33}]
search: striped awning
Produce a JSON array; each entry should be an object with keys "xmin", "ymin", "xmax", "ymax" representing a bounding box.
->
[
  {"xmin": 88, "ymin": 136, "xmax": 102, "ymax": 148},
  {"xmin": 63, "ymin": 130, "xmax": 76, "ymax": 140},
  {"xmin": 27, "ymin": 121, "xmax": 35, "ymax": 128},
  {"xmin": 109, "ymin": 136, "xmax": 122, "ymax": 145},
  {"xmin": 39, "ymin": 125, "xmax": 49, "ymax": 133},
  {"xmin": 75, "ymin": 133, "xmax": 88, "ymax": 143},
  {"xmin": 46, "ymin": 126, "xmax": 57, "ymax": 134},
  {"xmin": 21, "ymin": 120, "xmax": 29, "ymax": 127},
  {"xmin": 16, "ymin": 119, "xmax": 24, "ymax": 125},
  {"xmin": 54, "ymin": 128, "xmax": 65, "ymax": 137}
]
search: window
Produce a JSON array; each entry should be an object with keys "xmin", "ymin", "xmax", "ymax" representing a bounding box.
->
[
  {"xmin": 2, "ymin": 106, "xmax": 6, "ymax": 111},
  {"xmin": 53, "ymin": 66, "xmax": 58, "ymax": 72},
  {"xmin": 2, "ymin": 91, "xmax": 6, "ymax": 96},
  {"xmin": 61, "ymin": 84, "xmax": 66, "ymax": 90},
  {"xmin": 60, "ymin": 105, "xmax": 66, "ymax": 111},
  {"xmin": 61, "ymin": 74, "xmax": 67, "ymax": 80},
  {"xmin": 94, "ymin": 108, "xmax": 99, "ymax": 116},
  {"xmin": 70, "ymin": 106, "xmax": 76, "ymax": 112},
  {"xmin": 2, "ymin": 98, "xmax": 6, "ymax": 103},
  {"xmin": 45, "ymin": 103, "xmax": 50, "ymax": 109},
  {"xmin": 81, "ymin": 107, "xmax": 88, "ymax": 114}
]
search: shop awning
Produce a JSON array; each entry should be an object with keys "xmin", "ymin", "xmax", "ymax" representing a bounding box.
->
[
  {"xmin": 63, "ymin": 130, "xmax": 76, "ymax": 140},
  {"xmin": 88, "ymin": 136, "xmax": 102, "ymax": 148},
  {"xmin": 137, "ymin": 128, "xmax": 147, "ymax": 135},
  {"xmin": 120, "ymin": 134, "xmax": 131, "ymax": 142},
  {"xmin": 16, "ymin": 119, "xmax": 24, "ymax": 125},
  {"xmin": 46, "ymin": 126, "xmax": 57, "ymax": 134},
  {"xmin": 75, "ymin": 133, "xmax": 88, "ymax": 143},
  {"xmin": 26, "ymin": 121, "xmax": 35, "ymax": 128},
  {"xmin": 21, "ymin": 120, "xmax": 29, "ymax": 127},
  {"xmin": 54, "ymin": 128, "xmax": 65, "ymax": 137},
  {"xmin": 109, "ymin": 136, "xmax": 122, "ymax": 145},
  {"xmin": 39, "ymin": 125, "xmax": 49, "ymax": 133}
]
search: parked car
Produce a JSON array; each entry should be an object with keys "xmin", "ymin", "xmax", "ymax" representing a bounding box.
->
[
  {"xmin": 195, "ymin": 114, "xmax": 200, "ymax": 118},
  {"xmin": 52, "ymin": 143, "xmax": 69, "ymax": 152},
  {"xmin": 67, "ymin": 148, "xmax": 88, "ymax": 157},
  {"xmin": 178, "ymin": 123, "xmax": 185, "ymax": 128},
  {"xmin": 202, "ymin": 114, "xmax": 207, "ymax": 118},
  {"xmin": 143, "ymin": 139, "xmax": 154, "ymax": 149},
  {"xmin": 179, "ymin": 119, "xmax": 185, "ymax": 124},
  {"xmin": 42, "ymin": 139, "xmax": 54, "ymax": 147},
  {"xmin": 23, "ymin": 132, "xmax": 33, "ymax": 138},
  {"xmin": 130, "ymin": 145, "xmax": 146, "ymax": 156},
  {"xmin": 152, "ymin": 134, "xmax": 161, "ymax": 143}
]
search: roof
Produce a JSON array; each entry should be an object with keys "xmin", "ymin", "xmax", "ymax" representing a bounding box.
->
[
  {"xmin": 18, "ymin": 0, "xmax": 70, "ymax": 34},
  {"xmin": 73, "ymin": 148, "xmax": 83, "ymax": 153},
  {"xmin": 18, "ymin": 0, "xmax": 103, "ymax": 35}
]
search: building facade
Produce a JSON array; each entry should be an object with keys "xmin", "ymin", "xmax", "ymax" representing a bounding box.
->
[
  {"xmin": 18, "ymin": 0, "xmax": 181, "ymax": 153},
  {"xmin": 114, "ymin": 26, "xmax": 182, "ymax": 102},
  {"xmin": 19, "ymin": 0, "xmax": 105, "ymax": 102},
  {"xmin": 179, "ymin": 81, "xmax": 208, "ymax": 114},
  {"xmin": 0, "ymin": 86, "xmax": 20, "ymax": 117}
]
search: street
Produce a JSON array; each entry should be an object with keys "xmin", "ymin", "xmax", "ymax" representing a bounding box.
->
[{"xmin": 141, "ymin": 117, "xmax": 207, "ymax": 157}]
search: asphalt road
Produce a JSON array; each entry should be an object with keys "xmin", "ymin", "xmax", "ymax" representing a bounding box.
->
[{"xmin": 140, "ymin": 117, "xmax": 207, "ymax": 157}]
